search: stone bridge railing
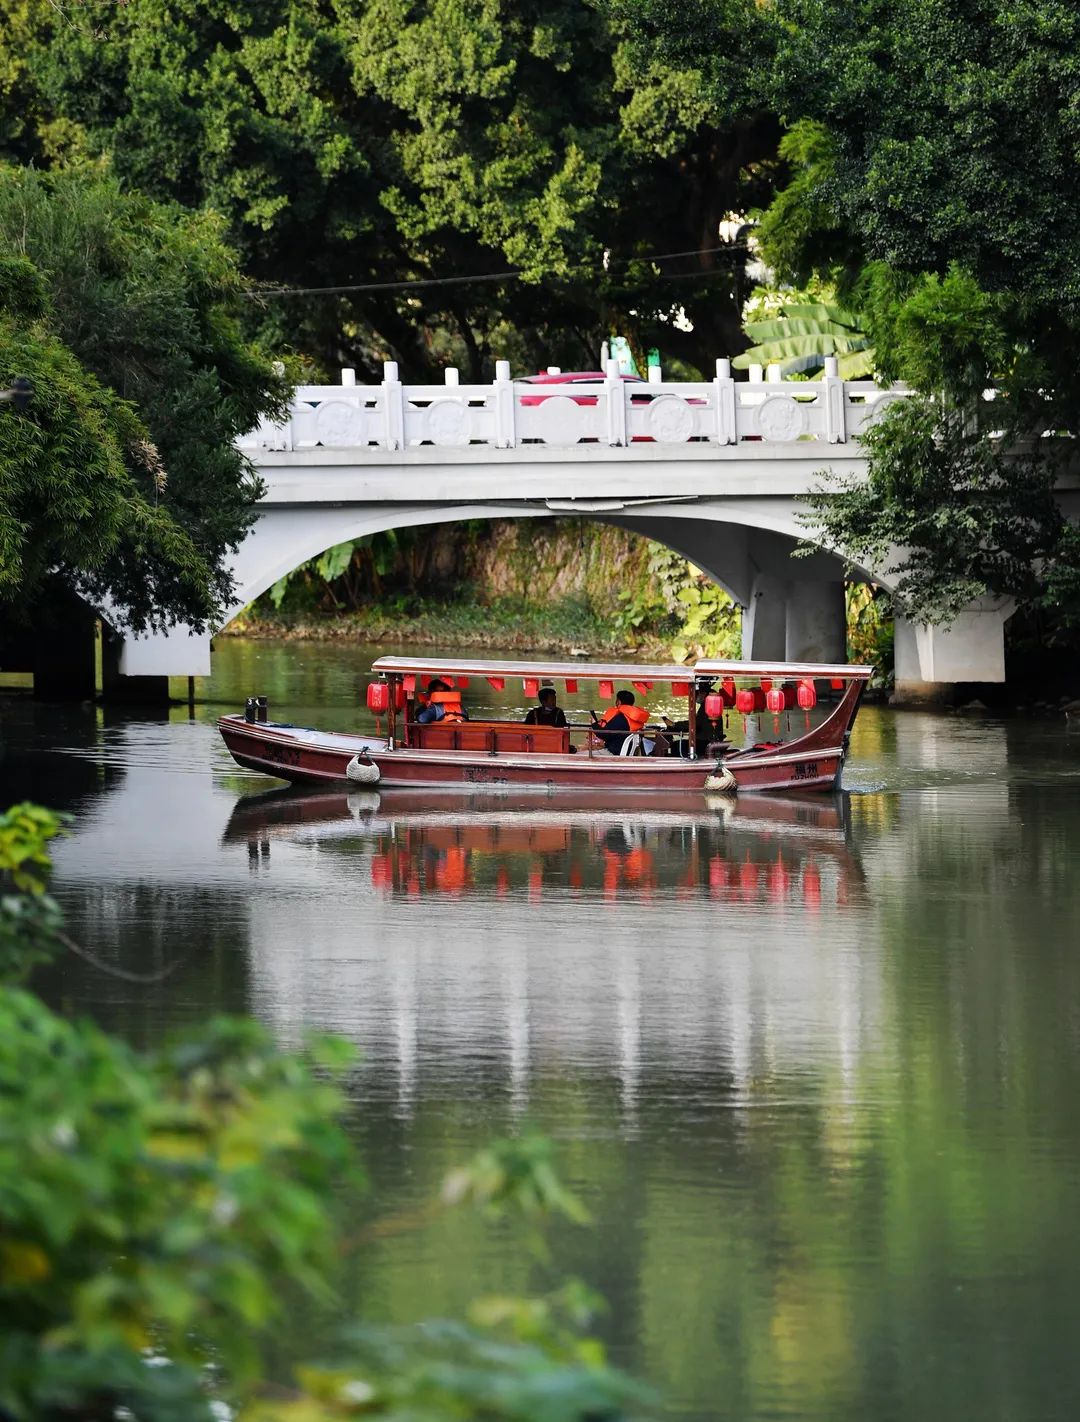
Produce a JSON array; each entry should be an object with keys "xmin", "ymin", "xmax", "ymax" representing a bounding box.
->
[{"xmin": 237, "ymin": 358, "xmax": 911, "ymax": 456}]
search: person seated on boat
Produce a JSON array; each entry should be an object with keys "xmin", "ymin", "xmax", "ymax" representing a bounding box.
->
[
  {"xmin": 417, "ymin": 678, "xmax": 468, "ymax": 724},
  {"xmin": 523, "ymin": 685, "xmax": 568, "ymax": 728},
  {"xmin": 589, "ymin": 690, "xmax": 668, "ymax": 756}
]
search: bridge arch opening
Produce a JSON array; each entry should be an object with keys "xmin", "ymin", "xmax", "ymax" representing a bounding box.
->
[{"xmin": 222, "ymin": 504, "xmax": 867, "ymax": 667}]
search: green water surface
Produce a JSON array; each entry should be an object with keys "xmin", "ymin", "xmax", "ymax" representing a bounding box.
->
[{"xmin": 3, "ymin": 636, "xmax": 1080, "ymax": 1421}]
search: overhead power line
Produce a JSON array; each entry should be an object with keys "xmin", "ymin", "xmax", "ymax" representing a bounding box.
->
[{"xmin": 245, "ymin": 243, "xmax": 751, "ymax": 299}]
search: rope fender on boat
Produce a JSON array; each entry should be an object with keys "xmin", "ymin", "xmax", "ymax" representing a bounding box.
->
[
  {"xmin": 703, "ymin": 762, "xmax": 737, "ymax": 794},
  {"xmin": 346, "ymin": 751, "xmax": 381, "ymax": 785}
]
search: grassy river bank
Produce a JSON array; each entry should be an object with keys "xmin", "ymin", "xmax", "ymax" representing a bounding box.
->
[{"xmin": 221, "ymin": 594, "xmax": 678, "ymax": 659}]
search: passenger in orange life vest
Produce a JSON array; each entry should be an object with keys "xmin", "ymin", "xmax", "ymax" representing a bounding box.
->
[
  {"xmin": 417, "ymin": 678, "xmax": 468, "ymax": 724},
  {"xmin": 589, "ymin": 689, "xmax": 663, "ymax": 755}
]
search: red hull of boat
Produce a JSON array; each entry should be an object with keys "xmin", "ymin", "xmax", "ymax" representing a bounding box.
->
[{"xmin": 218, "ymin": 690, "xmax": 861, "ymax": 796}]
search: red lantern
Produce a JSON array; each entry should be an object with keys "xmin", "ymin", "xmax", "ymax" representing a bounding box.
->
[
  {"xmin": 366, "ymin": 681, "xmax": 389, "ymax": 714},
  {"xmin": 703, "ymin": 692, "xmax": 724, "ymax": 721},
  {"xmin": 765, "ymin": 684, "xmax": 784, "ymax": 735},
  {"xmin": 751, "ymin": 687, "xmax": 768, "ymax": 712},
  {"xmin": 797, "ymin": 679, "xmax": 816, "ymax": 730},
  {"xmin": 735, "ymin": 688, "xmax": 755, "ymax": 716},
  {"xmin": 394, "ymin": 682, "xmax": 406, "ymax": 711}
]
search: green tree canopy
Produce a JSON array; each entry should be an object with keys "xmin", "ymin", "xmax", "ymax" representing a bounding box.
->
[
  {"xmin": 0, "ymin": 253, "xmax": 218, "ymax": 631},
  {"xmin": 759, "ymin": 0, "xmax": 1080, "ymax": 620},
  {"xmin": 614, "ymin": 0, "xmax": 1080, "ymax": 623},
  {"xmin": 6, "ymin": 0, "xmax": 776, "ymax": 378},
  {"xmin": 0, "ymin": 164, "xmax": 285, "ymax": 630}
]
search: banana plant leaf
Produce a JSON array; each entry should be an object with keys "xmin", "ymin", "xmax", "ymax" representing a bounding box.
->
[
  {"xmin": 778, "ymin": 303, "xmax": 862, "ymax": 327},
  {"xmin": 733, "ymin": 333, "xmax": 871, "ymax": 366},
  {"xmin": 733, "ymin": 343, "xmax": 875, "ymax": 378},
  {"xmin": 836, "ymin": 349, "xmax": 876, "ymax": 379},
  {"xmin": 316, "ymin": 540, "xmax": 358, "ymax": 583},
  {"xmin": 743, "ymin": 318, "xmax": 859, "ymax": 342}
]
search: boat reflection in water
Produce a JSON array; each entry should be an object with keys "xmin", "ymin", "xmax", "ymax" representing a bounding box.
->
[{"xmin": 223, "ymin": 787, "xmax": 865, "ymax": 909}]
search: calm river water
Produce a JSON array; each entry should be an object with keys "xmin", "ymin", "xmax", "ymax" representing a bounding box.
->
[{"xmin": 3, "ymin": 637, "xmax": 1080, "ymax": 1421}]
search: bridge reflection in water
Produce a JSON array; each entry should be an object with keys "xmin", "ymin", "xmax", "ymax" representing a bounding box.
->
[{"xmin": 224, "ymin": 788, "xmax": 875, "ymax": 1125}]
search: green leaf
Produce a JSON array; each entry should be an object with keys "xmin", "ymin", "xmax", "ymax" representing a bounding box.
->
[
  {"xmin": 315, "ymin": 541, "xmax": 357, "ymax": 584},
  {"xmin": 267, "ymin": 575, "xmax": 292, "ymax": 609}
]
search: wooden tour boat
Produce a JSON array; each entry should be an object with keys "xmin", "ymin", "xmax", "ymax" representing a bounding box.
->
[{"xmin": 218, "ymin": 656, "xmax": 871, "ymax": 796}]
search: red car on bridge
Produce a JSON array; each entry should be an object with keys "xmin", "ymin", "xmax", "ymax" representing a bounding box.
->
[
  {"xmin": 516, "ymin": 370, "xmax": 705, "ymax": 442},
  {"xmin": 516, "ymin": 370, "xmax": 650, "ymax": 404}
]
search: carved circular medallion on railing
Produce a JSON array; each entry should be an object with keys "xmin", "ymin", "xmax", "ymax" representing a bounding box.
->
[
  {"xmin": 647, "ymin": 395, "xmax": 695, "ymax": 443},
  {"xmin": 862, "ymin": 393, "xmax": 901, "ymax": 425},
  {"xmin": 425, "ymin": 398, "xmax": 471, "ymax": 447},
  {"xmin": 756, "ymin": 395, "xmax": 805, "ymax": 442},
  {"xmin": 314, "ymin": 400, "xmax": 366, "ymax": 447},
  {"xmin": 535, "ymin": 395, "xmax": 584, "ymax": 446}
]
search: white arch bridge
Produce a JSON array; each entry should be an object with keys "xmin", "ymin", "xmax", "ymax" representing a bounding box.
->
[{"xmin": 119, "ymin": 361, "xmax": 1015, "ymax": 698}]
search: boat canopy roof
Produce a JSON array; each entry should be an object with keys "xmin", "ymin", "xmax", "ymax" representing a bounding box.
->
[
  {"xmin": 371, "ymin": 655, "xmax": 695, "ymax": 683},
  {"xmin": 371, "ymin": 655, "xmax": 874, "ymax": 683},
  {"xmin": 694, "ymin": 659, "xmax": 873, "ymax": 680}
]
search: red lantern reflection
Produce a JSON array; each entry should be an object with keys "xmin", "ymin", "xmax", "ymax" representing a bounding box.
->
[{"xmin": 802, "ymin": 863, "xmax": 822, "ymax": 909}]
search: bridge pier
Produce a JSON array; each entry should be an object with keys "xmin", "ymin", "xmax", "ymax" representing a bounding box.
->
[
  {"xmin": 100, "ymin": 629, "xmax": 170, "ymax": 705},
  {"xmin": 115, "ymin": 625, "xmax": 211, "ymax": 680},
  {"xmin": 785, "ymin": 581, "xmax": 847, "ymax": 664},
  {"xmin": 742, "ymin": 573, "xmax": 788, "ymax": 660},
  {"xmin": 894, "ymin": 599, "xmax": 1013, "ymax": 703},
  {"xmin": 742, "ymin": 575, "xmax": 847, "ymax": 664}
]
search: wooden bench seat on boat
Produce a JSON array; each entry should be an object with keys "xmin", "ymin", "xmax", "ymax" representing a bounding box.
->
[{"xmin": 408, "ymin": 720, "xmax": 571, "ymax": 755}]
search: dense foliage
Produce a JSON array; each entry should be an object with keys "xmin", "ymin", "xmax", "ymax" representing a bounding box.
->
[
  {"xmin": 0, "ymin": 803, "xmax": 646, "ymax": 1422},
  {"xmin": 0, "ymin": 165, "xmax": 286, "ymax": 630},
  {"xmin": 5, "ymin": 0, "xmax": 1080, "ymax": 633},
  {"xmin": 760, "ymin": 0, "xmax": 1080, "ymax": 621},
  {"xmin": 0, "ymin": 249, "xmax": 219, "ymax": 631},
  {"xmin": 2, "ymin": 0, "xmax": 775, "ymax": 378},
  {"xmin": 614, "ymin": 0, "xmax": 1080, "ymax": 625}
]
